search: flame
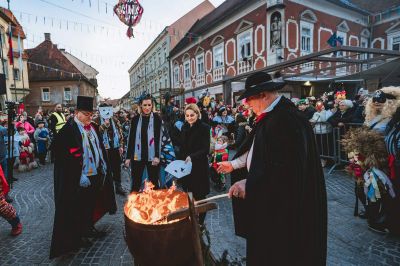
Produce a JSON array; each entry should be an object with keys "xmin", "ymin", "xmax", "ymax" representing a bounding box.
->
[{"xmin": 125, "ymin": 181, "xmax": 188, "ymax": 225}]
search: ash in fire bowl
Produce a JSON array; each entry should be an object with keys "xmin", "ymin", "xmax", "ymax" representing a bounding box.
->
[{"xmin": 124, "ymin": 182, "xmax": 189, "ymax": 225}]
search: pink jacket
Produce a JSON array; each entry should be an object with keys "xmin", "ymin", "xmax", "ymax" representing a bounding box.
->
[{"xmin": 15, "ymin": 121, "xmax": 35, "ymax": 135}]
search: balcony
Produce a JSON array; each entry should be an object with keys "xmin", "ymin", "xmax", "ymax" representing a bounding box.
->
[
  {"xmin": 184, "ymin": 79, "xmax": 191, "ymax": 89},
  {"xmin": 237, "ymin": 58, "xmax": 253, "ymax": 75},
  {"xmin": 196, "ymin": 74, "xmax": 205, "ymax": 87},
  {"xmin": 213, "ymin": 67, "xmax": 224, "ymax": 82},
  {"xmin": 266, "ymin": 0, "xmax": 285, "ymax": 11}
]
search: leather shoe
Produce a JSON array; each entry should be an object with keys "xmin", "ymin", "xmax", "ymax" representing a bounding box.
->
[
  {"xmin": 79, "ymin": 237, "xmax": 93, "ymax": 248},
  {"xmin": 116, "ymin": 186, "xmax": 127, "ymax": 196},
  {"xmin": 84, "ymin": 227, "xmax": 107, "ymax": 238}
]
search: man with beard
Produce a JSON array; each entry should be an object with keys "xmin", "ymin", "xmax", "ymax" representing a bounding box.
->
[
  {"xmin": 217, "ymin": 72, "xmax": 327, "ymax": 265},
  {"xmin": 48, "ymin": 104, "xmax": 66, "ymax": 163},
  {"xmin": 50, "ymin": 96, "xmax": 117, "ymax": 258},
  {"xmin": 125, "ymin": 94, "xmax": 162, "ymax": 191}
]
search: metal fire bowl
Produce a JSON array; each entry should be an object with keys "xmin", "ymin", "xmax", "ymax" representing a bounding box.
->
[{"xmin": 124, "ymin": 190, "xmax": 194, "ymax": 266}]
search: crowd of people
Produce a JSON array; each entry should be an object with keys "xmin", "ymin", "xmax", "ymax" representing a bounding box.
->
[{"xmin": 1, "ymin": 67, "xmax": 400, "ymax": 264}]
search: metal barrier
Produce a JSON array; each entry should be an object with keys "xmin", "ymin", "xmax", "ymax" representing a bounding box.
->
[{"xmin": 312, "ymin": 122, "xmax": 364, "ymax": 174}]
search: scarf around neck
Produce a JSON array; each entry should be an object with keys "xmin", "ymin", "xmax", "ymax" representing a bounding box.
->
[
  {"xmin": 134, "ymin": 113, "xmax": 155, "ymax": 161},
  {"xmin": 102, "ymin": 118, "xmax": 120, "ymax": 150},
  {"xmin": 75, "ymin": 117, "xmax": 107, "ymax": 176}
]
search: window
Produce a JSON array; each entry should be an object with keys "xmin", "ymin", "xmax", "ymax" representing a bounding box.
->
[
  {"xmin": 336, "ymin": 31, "xmax": 347, "ymax": 57},
  {"xmin": 213, "ymin": 44, "xmax": 224, "ymax": 68},
  {"xmin": 238, "ymin": 30, "xmax": 252, "ymax": 60},
  {"xmin": 392, "ymin": 35, "xmax": 400, "ymax": 51},
  {"xmin": 196, "ymin": 54, "xmax": 204, "ymax": 75},
  {"xmin": 42, "ymin": 88, "xmax": 50, "ymax": 102},
  {"xmin": 173, "ymin": 65, "xmax": 179, "ymax": 86},
  {"xmin": 13, "ymin": 68, "xmax": 20, "ymax": 81},
  {"xmin": 1, "ymin": 59, "xmax": 8, "ymax": 79},
  {"xmin": 360, "ymin": 37, "xmax": 368, "ymax": 60},
  {"xmin": 64, "ymin": 87, "xmax": 72, "ymax": 101},
  {"xmin": 158, "ymin": 51, "xmax": 161, "ymax": 65},
  {"xmin": 184, "ymin": 60, "xmax": 190, "ymax": 80},
  {"xmin": 300, "ymin": 21, "xmax": 313, "ymax": 54}
]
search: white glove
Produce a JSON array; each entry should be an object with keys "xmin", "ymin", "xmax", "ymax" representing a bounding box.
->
[{"xmin": 80, "ymin": 174, "xmax": 91, "ymax": 188}]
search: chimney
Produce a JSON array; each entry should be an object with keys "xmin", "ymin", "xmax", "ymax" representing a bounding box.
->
[
  {"xmin": 44, "ymin": 33, "xmax": 51, "ymax": 41},
  {"xmin": 60, "ymin": 48, "xmax": 65, "ymax": 52}
]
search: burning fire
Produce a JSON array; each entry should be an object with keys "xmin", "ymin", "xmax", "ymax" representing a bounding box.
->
[{"xmin": 125, "ymin": 181, "xmax": 188, "ymax": 225}]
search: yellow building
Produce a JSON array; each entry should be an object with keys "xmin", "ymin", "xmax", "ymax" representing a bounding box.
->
[{"xmin": 0, "ymin": 7, "xmax": 29, "ymax": 108}]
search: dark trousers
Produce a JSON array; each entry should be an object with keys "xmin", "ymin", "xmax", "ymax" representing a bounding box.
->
[
  {"xmin": 77, "ymin": 175, "xmax": 101, "ymax": 236},
  {"xmin": 131, "ymin": 161, "xmax": 160, "ymax": 192},
  {"xmin": 107, "ymin": 148, "xmax": 121, "ymax": 184},
  {"xmin": 38, "ymin": 153, "xmax": 46, "ymax": 165}
]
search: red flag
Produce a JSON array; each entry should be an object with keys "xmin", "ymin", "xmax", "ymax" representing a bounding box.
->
[{"xmin": 8, "ymin": 24, "xmax": 13, "ymax": 65}]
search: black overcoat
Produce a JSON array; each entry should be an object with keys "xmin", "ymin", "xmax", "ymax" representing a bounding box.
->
[
  {"xmin": 233, "ymin": 97, "xmax": 327, "ymax": 265},
  {"xmin": 179, "ymin": 120, "xmax": 210, "ymax": 199},
  {"xmin": 49, "ymin": 119, "xmax": 117, "ymax": 259}
]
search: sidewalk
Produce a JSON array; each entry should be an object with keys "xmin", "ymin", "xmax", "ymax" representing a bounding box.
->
[{"xmin": 1, "ymin": 164, "xmax": 400, "ymax": 265}]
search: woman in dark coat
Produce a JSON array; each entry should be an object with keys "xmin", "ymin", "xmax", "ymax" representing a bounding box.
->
[{"xmin": 179, "ymin": 103, "xmax": 210, "ymax": 224}]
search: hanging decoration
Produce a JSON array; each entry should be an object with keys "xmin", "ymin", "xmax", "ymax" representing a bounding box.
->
[{"xmin": 113, "ymin": 0, "xmax": 143, "ymax": 38}]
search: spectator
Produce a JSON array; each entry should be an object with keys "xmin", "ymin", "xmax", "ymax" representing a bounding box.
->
[
  {"xmin": 297, "ymin": 99, "xmax": 315, "ymax": 119},
  {"xmin": 310, "ymin": 101, "xmax": 333, "ymax": 167},
  {"xmin": 34, "ymin": 121, "xmax": 49, "ymax": 165},
  {"xmin": 328, "ymin": 99, "xmax": 355, "ymax": 128}
]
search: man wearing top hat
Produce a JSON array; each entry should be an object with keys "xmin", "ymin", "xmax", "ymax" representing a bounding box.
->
[
  {"xmin": 50, "ymin": 96, "xmax": 117, "ymax": 259},
  {"xmin": 217, "ymin": 72, "xmax": 327, "ymax": 265}
]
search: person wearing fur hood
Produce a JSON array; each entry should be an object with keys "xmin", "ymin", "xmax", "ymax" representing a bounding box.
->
[
  {"xmin": 342, "ymin": 127, "xmax": 396, "ymax": 233},
  {"xmin": 364, "ymin": 87, "xmax": 400, "ymax": 133}
]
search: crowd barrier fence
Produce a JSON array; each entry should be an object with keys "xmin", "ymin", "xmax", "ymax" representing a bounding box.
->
[{"xmin": 312, "ymin": 122, "xmax": 364, "ymax": 174}]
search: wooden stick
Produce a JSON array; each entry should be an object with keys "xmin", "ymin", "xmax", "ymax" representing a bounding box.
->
[{"xmin": 195, "ymin": 193, "xmax": 229, "ymax": 205}]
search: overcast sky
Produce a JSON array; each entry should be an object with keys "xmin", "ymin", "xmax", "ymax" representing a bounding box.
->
[{"xmin": 3, "ymin": 0, "xmax": 225, "ymax": 99}]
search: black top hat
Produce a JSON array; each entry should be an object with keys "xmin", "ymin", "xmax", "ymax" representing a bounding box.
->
[
  {"xmin": 238, "ymin": 72, "xmax": 285, "ymax": 101},
  {"xmin": 76, "ymin": 96, "xmax": 94, "ymax": 112}
]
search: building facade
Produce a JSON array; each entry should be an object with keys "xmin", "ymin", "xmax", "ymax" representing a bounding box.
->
[
  {"xmin": 25, "ymin": 33, "xmax": 99, "ymax": 115},
  {"xmin": 0, "ymin": 7, "xmax": 29, "ymax": 109},
  {"xmin": 169, "ymin": 0, "xmax": 400, "ymax": 102},
  {"xmin": 128, "ymin": 0, "xmax": 215, "ymax": 104}
]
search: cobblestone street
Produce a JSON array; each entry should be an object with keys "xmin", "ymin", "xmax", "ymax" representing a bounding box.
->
[{"xmin": 1, "ymin": 163, "xmax": 400, "ymax": 265}]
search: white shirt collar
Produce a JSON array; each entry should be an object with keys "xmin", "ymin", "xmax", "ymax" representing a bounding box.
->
[{"xmin": 263, "ymin": 95, "xmax": 282, "ymax": 113}]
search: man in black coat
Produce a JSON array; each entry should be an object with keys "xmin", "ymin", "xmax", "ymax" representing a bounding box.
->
[
  {"xmin": 218, "ymin": 72, "xmax": 327, "ymax": 265},
  {"xmin": 50, "ymin": 96, "xmax": 117, "ymax": 259}
]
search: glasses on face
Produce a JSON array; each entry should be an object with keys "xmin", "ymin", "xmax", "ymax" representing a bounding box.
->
[{"xmin": 80, "ymin": 111, "xmax": 93, "ymax": 117}]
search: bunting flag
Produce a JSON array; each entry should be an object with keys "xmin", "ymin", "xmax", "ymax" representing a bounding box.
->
[
  {"xmin": 17, "ymin": 33, "xmax": 23, "ymax": 71},
  {"xmin": 8, "ymin": 24, "xmax": 13, "ymax": 65}
]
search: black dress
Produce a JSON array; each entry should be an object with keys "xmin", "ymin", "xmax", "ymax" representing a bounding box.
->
[{"xmin": 179, "ymin": 119, "xmax": 210, "ymax": 200}]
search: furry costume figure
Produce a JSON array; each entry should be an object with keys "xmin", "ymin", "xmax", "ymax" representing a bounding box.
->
[
  {"xmin": 342, "ymin": 127, "xmax": 395, "ymax": 231},
  {"xmin": 210, "ymin": 136, "xmax": 229, "ymax": 191},
  {"xmin": 365, "ymin": 87, "xmax": 400, "ymax": 133},
  {"xmin": 18, "ymin": 133, "xmax": 37, "ymax": 172}
]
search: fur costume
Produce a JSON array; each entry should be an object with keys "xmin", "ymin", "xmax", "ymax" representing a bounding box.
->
[
  {"xmin": 18, "ymin": 133, "xmax": 37, "ymax": 172},
  {"xmin": 365, "ymin": 86, "xmax": 400, "ymax": 126},
  {"xmin": 342, "ymin": 127, "xmax": 395, "ymax": 230}
]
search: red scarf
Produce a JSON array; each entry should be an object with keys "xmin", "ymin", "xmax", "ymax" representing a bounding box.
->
[{"xmin": 255, "ymin": 112, "xmax": 268, "ymax": 124}]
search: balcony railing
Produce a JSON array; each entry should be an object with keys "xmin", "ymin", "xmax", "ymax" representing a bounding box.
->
[
  {"xmin": 213, "ymin": 67, "xmax": 224, "ymax": 82},
  {"xmin": 237, "ymin": 58, "xmax": 253, "ymax": 75},
  {"xmin": 184, "ymin": 79, "xmax": 191, "ymax": 89},
  {"xmin": 196, "ymin": 74, "xmax": 205, "ymax": 87}
]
